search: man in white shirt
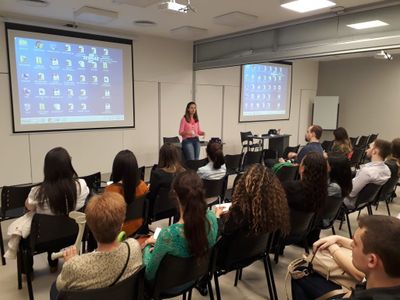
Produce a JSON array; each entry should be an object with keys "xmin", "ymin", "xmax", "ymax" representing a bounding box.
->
[{"xmin": 344, "ymin": 139, "xmax": 391, "ymax": 209}]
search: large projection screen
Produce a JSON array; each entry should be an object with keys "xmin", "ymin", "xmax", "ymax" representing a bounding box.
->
[
  {"xmin": 239, "ymin": 62, "xmax": 292, "ymax": 122},
  {"xmin": 6, "ymin": 23, "xmax": 134, "ymax": 133}
]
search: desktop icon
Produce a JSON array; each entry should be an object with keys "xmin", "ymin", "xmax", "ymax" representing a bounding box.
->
[
  {"xmin": 53, "ymin": 103, "xmax": 61, "ymax": 110},
  {"xmin": 80, "ymin": 89, "xmax": 86, "ymax": 96},
  {"xmin": 35, "ymin": 41, "xmax": 44, "ymax": 49},
  {"xmin": 68, "ymin": 103, "xmax": 74, "ymax": 111},
  {"xmin": 52, "ymin": 73, "xmax": 60, "ymax": 81},
  {"xmin": 103, "ymin": 48, "xmax": 109, "ymax": 55},
  {"xmin": 67, "ymin": 89, "xmax": 74, "ymax": 96},
  {"xmin": 78, "ymin": 45, "xmax": 84, "ymax": 53},
  {"xmin": 37, "ymin": 73, "xmax": 45, "ymax": 81},
  {"xmin": 51, "ymin": 58, "xmax": 59, "ymax": 66},
  {"xmin": 92, "ymin": 75, "xmax": 98, "ymax": 83},
  {"xmin": 78, "ymin": 61, "xmax": 85, "ymax": 68},
  {"xmin": 91, "ymin": 62, "xmax": 97, "ymax": 69},
  {"xmin": 22, "ymin": 73, "xmax": 30, "ymax": 80},
  {"xmin": 104, "ymin": 89, "xmax": 110, "ymax": 97},
  {"xmin": 23, "ymin": 88, "xmax": 31, "ymax": 97},
  {"xmin": 65, "ymin": 44, "xmax": 72, "ymax": 52},
  {"xmin": 53, "ymin": 89, "xmax": 60, "ymax": 96},
  {"xmin": 35, "ymin": 57, "xmax": 43, "ymax": 64},
  {"xmin": 38, "ymin": 88, "xmax": 46, "ymax": 96},
  {"xmin": 103, "ymin": 76, "xmax": 110, "ymax": 83},
  {"xmin": 105, "ymin": 103, "xmax": 111, "ymax": 110},
  {"xmin": 24, "ymin": 103, "xmax": 31, "ymax": 112},
  {"xmin": 79, "ymin": 75, "xmax": 86, "ymax": 82},
  {"xmin": 18, "ymin": 39, "xmax": 28, "ymax": 46},
  {"xmin": 80, "ymin": 103, "xmax": 87, "ymax": 110},
  {"xmin": 103, "ymin": 62, "xmax": 108, "ymax": 69},
  {"xmin": 20, "ymin": 56, "xmax": 28, "ymax": 63},
  {"xmin": 66, "ymin": 74, "xmax": 73, "ymax": 81},
  {"xmin": 39, "ymin": 103, "xmax": 46, "ymax": 111},
  {"xmin": 66, "ymin": 59, "xmax": 72, "ymax": 67}
]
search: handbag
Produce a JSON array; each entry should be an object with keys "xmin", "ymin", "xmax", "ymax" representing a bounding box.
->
[{"xmin": 287, "ymin": 247, "xmax": 358, "ymax": 300}]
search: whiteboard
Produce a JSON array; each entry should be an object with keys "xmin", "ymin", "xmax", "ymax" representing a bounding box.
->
[{"xmin": 312, "ymin": 96, "xmax": 339, "ymax": 130}]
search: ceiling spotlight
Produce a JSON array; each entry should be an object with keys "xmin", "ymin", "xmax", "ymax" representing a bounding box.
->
[
  {"xmin": 374, "ymin": 50, "xmax": 393, "ymax": 60},
  {"xmin": 281, "ymin": 0, "xmax": 336, "ymax": 13}
]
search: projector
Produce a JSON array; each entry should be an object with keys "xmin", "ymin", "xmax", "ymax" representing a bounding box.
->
[{"xmin": 159, "ymin": 1, "xmax": 188, "ymax": 13}]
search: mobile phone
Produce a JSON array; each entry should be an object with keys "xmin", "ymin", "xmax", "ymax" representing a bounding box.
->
[{"xmin": 154, "ymin": 227, "xmax": 162, "ymax": 240}]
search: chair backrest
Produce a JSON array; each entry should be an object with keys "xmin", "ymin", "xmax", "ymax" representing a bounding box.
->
[
  {"xmin": 185, "ymin": 158, "xmax": 208, "ymax": 171},
  {"xmin": 350, "ymin": 137, "xmax": 359, "ymax": 148},
  {"xmin": 316, "ymin": 196, "xmax": 343, "ymax": 229},
  {"xmin": 224, "ymin": 154, "xmax": 243, "ymax": 175},
  {"xmin": 276, "ymin": 165, "xmax": 298, "ymax": 182},
  {"xmin": 354, "ymin": 183, "xmax": 382, "ymax": 209},
  {"xmin": 241, "ymin": 151, "xmax": 263, "ymax": 171},
  {"xmin": 263, "ymin": 149, "xmax": 277, "ymax": 160},
  {"xmin": 216, "ymin": 229, "xmax": 272, "ymax": 271},
  {"xmin": 378, "ymin": 174, "xmax": 399, "ymax": 202},
  {"xmin": 57, "ymin": 266, "xmax": 145, "ymax": 300},
  {"xmin": 138, "ymin": 166, "xmax": 145, "ymax": 181},
  {"xmin": 125, "ymin": 195, "xmax": 147, "ymax": 224},
  {"xmin": 203, "ymin": 177, "xmax": 227, "ymax": 198},
  {"xmin": 1, "ymin": 183, "xmax": 39, "ymax": 217},
  {"xmin": 29, "ymin": 214, "xmax": 79, "ymax": 253},
  {"xmin": 321, "ymin": 140, "xmax": 333, "ymax": 152},
  {"xmin": 367, "ymin": 134, "xmax": 378, "ymax": 145},
  {"xmin": 240, "ymin": 131, "xmax": 253, "ymax": 144},
  {"xmin": 350, "ymin": 147, "xmax": 364, "ymax": 168},
  {"xmin": 286, "ymin": 210, "xmax": 315, "ymax": 242},
  {"xmin": 356, "ymin": 135, "xmax": 369, "ymax": 148},
  {"xmin": 80, "ymin": 172, "xmax": 101, "ymax": 194},
  {"xmin": 163, "ymin": 136, "xmax": 180, "ymax": 144},
  {"xmin": 282, "ymin": 145, "xmax": 300, "ymax": 159},
  {"xmin": 152, "ymin": 187, "xmax": 178, "ymax": 222},
  {"xmin": 151, "ymin": 252, "xmax": 211, "ymax": 299}
]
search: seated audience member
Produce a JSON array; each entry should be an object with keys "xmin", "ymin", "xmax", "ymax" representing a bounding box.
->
[
  {"xmin": 142, "ymin": 170, "xmax": 218, "ymax": 281},
  {"xmin": 147, "ymin": 143, "xmax": 185, "ymax": 217},
  {"xmin": 4, "ymin": 147, "xmax": 89, "ymax": 273},
  {"xmin": 385, "ymin": 138, "xmax": 400, "ymax": 178},
  {"xmin": 52, "ymin": 192, "xmax": 142, "ymax": 299},
  {"xmin": 215, "ymin": 164, "xmax": 290, "ymax": 235},
  {"xmin": 283, "ymin": 152, "xmax": 328, "ymax": 213},
  {"xmin": 292, "ymin": 215, "xmax": 400, "ymax": 299},
  {"xmin": 344, "ymin": 139, "xmax": 391, "ymax": 209},
  {"xmin": 307, "ymin": 152, "xmax": 353, "ymax": 244},
  {"xmin": 331, "ymin": 127, "xmax": 353, "ymax": 158},
  {"xmin": 106, "ymin": 150, "xmax": 149, "ymax": 236},
  {"xmin": 327, "ymin": 152, "xmax": 353, "ymax": 198},
  {"xmin": 197, "ymin": 141, "xmax": 226, "ymax": 180},
  {"xmin": 284, "ymin": 125, "xmax": 324, "ymax": 163}
]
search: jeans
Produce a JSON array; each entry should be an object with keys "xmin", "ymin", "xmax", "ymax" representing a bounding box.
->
[
  {"xmin": 291, "ymin": 273, "xmax": 341, "ymax": 300},
  {"xmin": 49, "ymin": 281, "xmax": 58, "ymax": 300},
  {"xmin": 182, "ymin": 137, "xmax": 200, "ymax": 161}
]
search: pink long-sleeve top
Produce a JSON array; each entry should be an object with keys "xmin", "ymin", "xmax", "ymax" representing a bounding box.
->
[{"xmin": 179, "ymin": 117, "xmax": 203, "ymax": 140}]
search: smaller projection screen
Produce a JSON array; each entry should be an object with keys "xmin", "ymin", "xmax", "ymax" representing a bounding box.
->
[
  {"xmin": 6, "ymin": 23, "xmax": 134, "ymax": 133},
  {"xmin": 239, "ymin": 62, "xmax": 292, "ymax": 122}
]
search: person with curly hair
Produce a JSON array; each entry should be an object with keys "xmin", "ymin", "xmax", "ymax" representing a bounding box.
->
[
  {"xmin": 216, "ymin": 163, "xmax": 290, "ymax": 236},
  {"xmin": 283, "ymin": 152, "xmax": 328, "ymax": 213}
]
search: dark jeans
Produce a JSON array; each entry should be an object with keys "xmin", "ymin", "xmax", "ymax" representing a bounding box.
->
[
  {"xmin": 291, "ymin": 273, "xmax": 341, "ymax": 300},
  {"xmin": 50, "ymin": 281, "xmax": 58, "ymax": 300},
  {"xmin": 182, "ymin": 137, "xmax": 200, "ymax": 161}
]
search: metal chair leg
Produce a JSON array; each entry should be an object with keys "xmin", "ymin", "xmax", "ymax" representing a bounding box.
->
[
  {"xmin": 234, "ymin": 269, "xmax": 240, "ymax": 286},
  {"xmin": 386, "ymin": 199, "xmax": 391, "ymax": 216},
  {"xmin": 207, "ymin": 279, "xmax": 215, "ymax": 300},
  {"xmin": 346, "ymin": 213, "xmax": 353, "ymax": 238},
  {"xmin": 214, "ymin": 273, "xmax": 222, "ymax": 300},
  {"xmin": 17, "ymin": 249, "xmax": 22, "ymax": 289},
  {"xmin": 331, "ymin": 226, "xmax": 336, "ymax": 235},
  {"xmin": 239, "ymin": 268, "xmax": 243, "ymax": 280}
]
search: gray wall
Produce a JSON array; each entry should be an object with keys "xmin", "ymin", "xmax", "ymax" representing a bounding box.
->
[{"xmin": 317, "ymin": 56, "xmax": 400, "ymax": 142}]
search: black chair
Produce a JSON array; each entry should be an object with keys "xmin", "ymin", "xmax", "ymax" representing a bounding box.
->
[
  {"xmin": 349, "ymin": 147, "xmax": 364, "ymax": 169},
  {"xmin": 125, "ymin": 195, "xmax": 148, "ymax": 237},
  {"xmin": 185, "ymin": 158, "xmax": 208, "ymax": 171},
  {"xmin": 214, "ymin": 230, "xmax": 277, "ymax": 300},
  {"xmin": 314, "ymin": 196, "xmax": 344, "ymax": 235},
  {"xmin": 203, "ymin": 177, "xmax": 227, "ymax": 207},
  {"xmin": 321, "ymin": 140, "xmax": 333, "ymax": 152},
  {"xmin": 282, "ymin": 145, "xmax": 300, "ymax": 159},
  {"xmin": 224, "ymin": 154, "xmax": 243, "ymax": 175},
  {"xmin": 147, "ymin": 252, "xmax": 212, "ymax": 300},
  {"xmin": 241, "ymin": 151, "xmax": 263, "ymax": 171},
  {"xmin": 19, "ymin": 214, "xmax": 81, "ymax": 300},
  {"xmin": 356, "ymin": 135, "xmax": 369, "ymax": 148},
  {"xmin": 163, "ymin": 136, "xmax": 180, "ymax": 144},
  {"xmin": 224, "ymin": 173, "xmax": 243, "ymax": 203},
  {"xmin": 240, "ymin": 131, "xmax": 261, "ymax": 153},
  {"xmin": 139, "ymin": 166, "xmax": 146, "ymax": 181},
  {"xmin": 262, "ymin": 149, "xmax": 278, "ymax": 168},
  {"xmin": 80, "ymin": 172, "xmax": 101, "ymax": 195},
  {"xmin": 57, "ymin": 266, "xmax": 145, "ymax": 300},
  {"xmin": 339, "ymin": 183, "xmax": 382, "ymax": 238},
  {"xmin": 274, "ymin": 210, "xmax": 315, "ymax": 264},
  {"xmin": 0, "ymin": 183, "xmax": 39, "ymax": 266},
  {"xmin": 366, "ymin": 133, "xmax": 378, "ymax": 145},
  {"xmin": 375, "ymin": 173, "xmax": 399, "ymax": 216},
  {"xmin": 275, "ymin": 165, "xmax": 298, "ymax": 182},
  {"xmin": 151, "ymin": 187, "xmax": 178, "ymax": 225},
  {"xmin": 350, "ymin": 137, "xmax": 358, "ymax": 148}
]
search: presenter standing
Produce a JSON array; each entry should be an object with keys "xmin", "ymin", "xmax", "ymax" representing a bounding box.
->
[{"xmin": 179, "ymin": 101, "xmax": 205, "ymax": 160}]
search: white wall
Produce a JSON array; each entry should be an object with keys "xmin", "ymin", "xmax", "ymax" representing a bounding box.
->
[
  {"xmin": 317, "ymin": 57, "xmax": 400, "ymax": 141},
  {"xmin": 0, "ymin": 22, "xmax": 193, "ymax": 185},
  {"xmin": 195, "ymin": 60, "xmax": 320, "ymax": 154}
]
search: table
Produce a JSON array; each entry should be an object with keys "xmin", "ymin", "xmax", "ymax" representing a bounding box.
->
[{"xmin": 251, "ymin": 134, "xmax": 291, "ymax": 157}]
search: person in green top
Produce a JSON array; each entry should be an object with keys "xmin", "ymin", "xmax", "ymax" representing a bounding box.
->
[{"xmin": 142, "ymin": 170, "xmax": 218, "ymax": 281}]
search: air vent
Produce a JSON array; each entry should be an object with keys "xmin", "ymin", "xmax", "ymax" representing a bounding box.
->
[
  {"xmin": 17, "ymin": 0, "xmax": 49, "ymax": 7},
  {"xmin": 133, "ymin": 20, "xmax": 157, "ymax": 27}
]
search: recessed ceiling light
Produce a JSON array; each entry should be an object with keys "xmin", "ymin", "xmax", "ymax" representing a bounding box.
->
[
  {"xmin": 347, "ymin": 20, "xmax": 389, "ymax": 30},
  {"xmin": 17, "ymin": 0, "xmax": 49, "ymax": 7},
  {"xmin": 133, "ymin": 20, "xmax": 157, "ymax": 27},
  {"xmin": 281, "ymin": 0, "xmax": 336, "ymax": 13},
  {"xmin": 74, "ymin": 6, "xmax": 118, "ymax": 25}
]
